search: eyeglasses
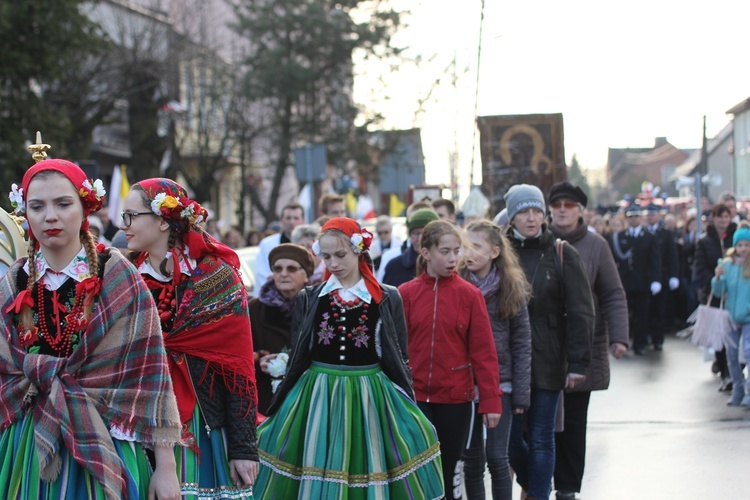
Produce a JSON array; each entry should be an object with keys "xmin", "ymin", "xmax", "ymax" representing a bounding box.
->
[
  {"xmin": 121, "ymin": 211, "xmax": 156, "ymax": 228},
  {"xmin": 272, "ymin": 264, "xmax": 304, "ymax": 274},
  {"xmin": 550, "ymin": 200, "xmax": 579, "ymax": 209}
]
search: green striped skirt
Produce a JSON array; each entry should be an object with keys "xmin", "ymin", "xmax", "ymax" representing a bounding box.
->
[
  {"xmin": 177, "ymin": 407, "xmax": 254, "ymax": 499},
  {"xmin": 255, "ymin": 362, "xmax": 444, "ymax": 499},
  {"xmin": 0, "ymin": 413, "xmax": 152, "ymax": 499}
]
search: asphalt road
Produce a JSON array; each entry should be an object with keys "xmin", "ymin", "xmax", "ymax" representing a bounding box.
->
[
  {"xmin": 579, "ymin": 334, "xmax": 750, "ymax": 499},
  {"xmin": 480, "ymin": 333, "xmax": 750, "ymax": 499}
]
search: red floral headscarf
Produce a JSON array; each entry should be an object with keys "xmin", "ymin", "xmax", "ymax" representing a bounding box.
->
[
  {"xmin": 318, "ymin": 217, "xmax": 382, "ymax": 303},
  {"xmin": 12, "ymin": 159, "xmax": 106, "ymax": 239},
  {"xmin": 134, "ymin": 178, "xmax": 239, "ymax": 269}
]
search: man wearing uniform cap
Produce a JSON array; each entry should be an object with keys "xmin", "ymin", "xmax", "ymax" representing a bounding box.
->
[{"xmin": 610, "ymin": 203, "xmax": 662, "ymax": 355}]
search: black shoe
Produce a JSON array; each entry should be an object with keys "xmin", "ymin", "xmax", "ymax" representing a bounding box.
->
[
  {"xmin": 653, "ymin": 344, "xmax": 663, "ymax": 351},
  {"xmin": 719, "ymin": 378, "xmax": 733, "ymax": 392},
  {"xmin": 556, "ymin": 492, "xmax": 576, "ymax": 500},
  {"xmin": 634, "ymin": 348, "xmax": 645, "ymax": 356}
]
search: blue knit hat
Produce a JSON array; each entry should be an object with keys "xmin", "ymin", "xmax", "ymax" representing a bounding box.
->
[{"xmin": 733, "ymin": 227, "xmax": 750, "ymax": 247}]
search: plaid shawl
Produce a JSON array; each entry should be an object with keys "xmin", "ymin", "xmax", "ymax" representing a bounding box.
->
[
  {"xmin": 161, "ymin": 254, "xmax": 257, "ymax": 425},
  {"xmin": 0, "ymin": 250, "xmax": 181, "ymax": 499}
]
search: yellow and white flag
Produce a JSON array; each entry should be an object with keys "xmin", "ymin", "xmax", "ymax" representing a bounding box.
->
[{"xmin": 108, "ymin": 165, "xmax": 131, "ymax": 223}]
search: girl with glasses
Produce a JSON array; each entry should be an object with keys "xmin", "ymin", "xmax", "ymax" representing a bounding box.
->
[{"xmin": 120, "ymin": 178, "xmax": 258, "ymax": 498}]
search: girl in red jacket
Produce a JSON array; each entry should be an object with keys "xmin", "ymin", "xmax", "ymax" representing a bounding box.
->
[{"xmin": 399, "ymin": 220, "xmax": 503, "ymax": 499}]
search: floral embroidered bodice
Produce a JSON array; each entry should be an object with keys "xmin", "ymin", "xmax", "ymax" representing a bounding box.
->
[{"xmin": 311, "ymin": 293, "xmax": 381, "ymax": 366}]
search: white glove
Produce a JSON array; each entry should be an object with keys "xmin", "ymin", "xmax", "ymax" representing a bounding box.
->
[
  {"xmin": 669, "ymin": 277, "xmax": 679, "ymax": 290},
  {"xmin": 650, "ymin": 281, "xmax": 662, "ymax": 295}
]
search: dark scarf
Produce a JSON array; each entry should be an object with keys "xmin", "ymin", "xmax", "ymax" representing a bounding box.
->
[
  {"xmin": 468, "ymin": 265, "xmax": 501, "ymax": 298},
  {"xmin": 258, "ymin": 279, "xmax": 297, "ymax": 318}
]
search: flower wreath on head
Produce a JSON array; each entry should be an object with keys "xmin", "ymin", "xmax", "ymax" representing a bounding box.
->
[
  {"xmin": 312, "ymin": 226, "xmax": 373, "ymax": 256},
  {"xmin": 149, "ymin": 192, "xmax": 207, "ymax": 231}
]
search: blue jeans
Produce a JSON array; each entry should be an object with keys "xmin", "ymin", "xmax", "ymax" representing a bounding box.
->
[
  {"xmin": 463, "ymin": 393, "xmax": 513, "ymax": 500},
  {"xmin": 727, "ymin": 323, "xmax": 750, "ymax": 399},
  {"xmin": 508, "ymin": 388, "xmax": 560, "ymax": 499}
]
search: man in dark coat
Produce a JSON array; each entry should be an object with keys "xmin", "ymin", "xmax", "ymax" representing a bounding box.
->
[
  {"xmin": 610, "ymin": 203, "xmax": 662, "ymax": 355},
  {"xmin": 548, "ymin": 182, "xmax": 629, "ymax": 500},
  {"xmin": 644, "ymin": 204, "xmax": 680, "ymax": 350}
]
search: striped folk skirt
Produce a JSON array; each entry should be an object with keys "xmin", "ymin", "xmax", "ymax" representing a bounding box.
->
[
  {"xmin": 255, "ymin": 362, "xmax": 444, "ymax": 499},
  {"xmin": 0, "ymin": 413, "xmax": 152, "ymax": 499},
  {"xmin": 177, "ymin": 407, "xmax": 254, "ymax": 499}
]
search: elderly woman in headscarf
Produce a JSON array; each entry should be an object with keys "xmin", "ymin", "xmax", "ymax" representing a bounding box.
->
[{"xmin": 249, "ymin": 243, "xmax": 314, "ymax": 415}]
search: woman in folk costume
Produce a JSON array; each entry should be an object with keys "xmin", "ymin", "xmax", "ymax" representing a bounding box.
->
[
  {"xmin": 255, "ymin": 217, "xmax": 443, "ymax": 499},
  {"xmin": 120, "ymin": 178, "xmax": 258, "ymax": 498},
  {"xmin": 0, "ymin": 158, "xmax": 182, "ymax": 499}
]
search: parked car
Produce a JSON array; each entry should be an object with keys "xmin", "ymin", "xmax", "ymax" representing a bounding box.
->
[{"xmin": 235, "ymin": 245, "xmax": 260, "ymax": 297}]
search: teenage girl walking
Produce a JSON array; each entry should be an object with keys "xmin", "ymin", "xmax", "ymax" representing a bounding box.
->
[
  {"xmin": 712, "ymin": 223, "xmax": 750, "ymax": 407},
  {"xmin": 399, "ymin": 220, "xmax": 503, "ymax": 499},
  {"xmin": 460, "ymin": 220, "xmax": 532, "ymax": 500}
]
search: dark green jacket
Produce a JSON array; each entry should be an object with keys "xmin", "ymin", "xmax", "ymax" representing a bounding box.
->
[{"xmin": 508, "ymin": 225, "xmax": 595, "ymax": 391}]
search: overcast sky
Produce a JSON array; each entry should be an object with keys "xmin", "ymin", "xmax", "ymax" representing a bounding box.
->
[{"xmin": 354, "ymin": 0, "xmax": 750, "ymax": 201}]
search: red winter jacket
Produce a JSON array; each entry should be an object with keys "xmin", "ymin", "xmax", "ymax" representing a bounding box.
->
[{"xmin": 399, "ymin": 272, "xmax": 502, "ymax": 414}]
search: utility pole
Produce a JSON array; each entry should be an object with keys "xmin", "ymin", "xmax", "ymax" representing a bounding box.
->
[{"xmin": 469, "ymin": 0, "xmax": 485, "ymax": 189}]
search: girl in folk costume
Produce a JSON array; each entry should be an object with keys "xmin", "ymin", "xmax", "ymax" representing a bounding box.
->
[
  {"xmin": 0, "ymin": 158, "xmax": 182, "ymax": 499},
  {"xmin": 255, "ymin": 217, "xmax": 443, "ymax": 499},
  {"xmin": 712, "ymin": 223, "xmax": 750, "ymax": 407},
  {"xmin": 398, "ymin": 220, "xmax": 503, "ymax": 500},
  {"xmin": 460, "ymin": 220, "xmax": 532, "ymax": 500},
  {"xmin": 120, "ymin": 178, "xmax": 258, "ymax": 498}
]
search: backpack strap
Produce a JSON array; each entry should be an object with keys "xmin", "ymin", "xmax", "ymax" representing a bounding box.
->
[{"xmin": 552, "ymin": 238, "xmax": 568, "ymax": 323}]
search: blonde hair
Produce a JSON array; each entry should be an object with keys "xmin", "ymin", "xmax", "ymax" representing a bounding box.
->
[
  {"xmin": 318, "ymin": 229, "xmax": 372, "ymax": 273},
  {"xmin": 416, "ymin": 220, "xmax": 463, "ymax": 275},
  {"xmin": 459, "ymin": 220, "xmax": 531, "ymax": 318},
  {"xmin": 726, "ymin": 221, "xmax": 750, "ymax": 279}
]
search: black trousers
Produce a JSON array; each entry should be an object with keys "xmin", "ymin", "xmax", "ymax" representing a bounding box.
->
[
  {"xmin": 418, "ymin": 401, "xmax": 473, "ymax": 499},
  {"xmin": 627, "ymin": 291, "xmax": 650, "ymax": 351},
  {"xmin": 648, "ymin": 288, "xmax": 667, "ymax": 347},
  {"xmin": 554, "ymin": 391, "xmax": 592, "ymax": 493}
]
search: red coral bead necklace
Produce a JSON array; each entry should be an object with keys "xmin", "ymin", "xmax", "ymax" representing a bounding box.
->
[{"xmin": 36, "ymin": 278, "xmax": 86, "ymax": 357}]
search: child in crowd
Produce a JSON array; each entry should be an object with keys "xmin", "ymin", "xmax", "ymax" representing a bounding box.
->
[
  {"xmin": 460, "ymin": 219, "xmax": 532, "ymax": 500},
  {"xmin": 256, "ymin": 217, "xmax": 443, "ymax": 499},
  {"xmin": 712, "ymin": 222, "xmax": 750, "ymax": 407},
  {"xmin": 399, "ymin": 219, "xmax": 503, "ymax": 499}
]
